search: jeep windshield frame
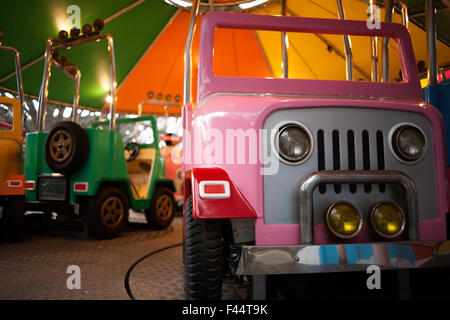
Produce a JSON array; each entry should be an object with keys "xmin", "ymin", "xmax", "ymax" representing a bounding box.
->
[{"xmin": 197, "ymin": 12, "xmax": 422, "ymax": 102}]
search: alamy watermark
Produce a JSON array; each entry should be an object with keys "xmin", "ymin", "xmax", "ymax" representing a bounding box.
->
[
  {"xmin": 66, "ymin": 265, "xmax": 81, "ymax": 290},
  {"xmin": 176, "ymin": 127, "xmax": 281, "ymax": 176},
  {"xmin": 366, "ymin": 265, "xmax": 381, "ymax": 290},
  {"xmin": 366, "ymin": 4, "xmax": 381, "ymax": 30},
  {"xmin": 66, "ymin": 5, "xmax": 81, "ymax": 30}
]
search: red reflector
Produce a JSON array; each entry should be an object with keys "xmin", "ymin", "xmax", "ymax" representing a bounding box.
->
[
  {"xmin": 25, "ymin": 181, "xmax": 35, "ymax": 190},
  {"xmin": 199, "ymin": 181, "xmax": 230, "ymax": 199},
  {"xmin": 204, "ymin": 184, "xmax": 226, "ymax": 194},
  {"xmin": 7, "ymin": 180, "xmax": 22, "ymax": 188},
  {"xmin": 74, "ymin": 183, "xmax": 88, "ymax": 192}
]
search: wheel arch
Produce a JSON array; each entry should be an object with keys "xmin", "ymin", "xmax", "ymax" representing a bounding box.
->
[
  {"xmin": 95, "ymin": 180, "xmax": 132, "ymax": 205},
  {"xmin": 154, "ymin": 178, "xmax": 176, "ymax": 193}
]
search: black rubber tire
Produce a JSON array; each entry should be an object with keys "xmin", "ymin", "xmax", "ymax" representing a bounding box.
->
[
  {"xmin": 45, "ymin": 121, "xmax": 89, "ymax": 174},
  {"xmin": 85, "ymin": 186, "xmax": 129, "ymax": 239},
  {"xmin": 1, "ymin": 196, "xmax": 25, "ymax": 243},
  {"xmin": 184, "ymin": 196, "xmax": 223, "ymax": 300},
  {"xmin": 145, "ymin": 187, "xmax": 175, "ymax": 230}
]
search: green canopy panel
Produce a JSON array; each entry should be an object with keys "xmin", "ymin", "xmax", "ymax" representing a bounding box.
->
[{"xmin": 0, "ymin": 0, "xmax": 176, "ymax": 109}]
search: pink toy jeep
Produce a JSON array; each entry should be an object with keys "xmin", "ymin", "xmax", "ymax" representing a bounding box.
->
[{"xmin": 182, "ymin": 12, "xmax": 450, "ymax": 299}]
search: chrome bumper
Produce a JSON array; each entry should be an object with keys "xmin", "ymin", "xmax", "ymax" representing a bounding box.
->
[
  {"xmin": 236, "ymin": 241, "xmax": 450, "ymax": 275},
  {"xmin": 299, "ymin": 170, "xmax": 418, "ymax": 244}
]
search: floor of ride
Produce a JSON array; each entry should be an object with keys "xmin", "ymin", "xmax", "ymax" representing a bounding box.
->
[
  {"xmin": 0, "ymin": 216, "xmax": 237, "ymax": 300},
  {"xmin": 1, "ymin": 214, "xmax": 449, "ymax": 300}
]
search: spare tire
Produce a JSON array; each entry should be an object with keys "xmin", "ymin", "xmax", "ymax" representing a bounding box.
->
[{"xmin": 45, "ymin": 121, "xmax": 89, "ymax": 173}]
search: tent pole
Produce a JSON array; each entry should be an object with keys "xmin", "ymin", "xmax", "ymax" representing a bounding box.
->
[
  {"xmin": 426, "ymin": 0, "xmax": 437, "ymax": 85},
  {"xmin": 184, "ymin": 0, "xmax": 200, "ymax": 106},
  {"xmin": 336, "ymin": 0, "xmax": 353, "ymax": 81}
]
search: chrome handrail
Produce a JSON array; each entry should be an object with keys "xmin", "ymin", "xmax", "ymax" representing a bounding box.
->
[{"xmin": 299, "ymin": 170, "xmax": 418, "ymax": 244}]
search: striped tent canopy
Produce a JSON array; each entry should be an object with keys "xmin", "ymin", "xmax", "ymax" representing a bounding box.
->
[{"xmin": 0, "ymin": 0, "xmax": 449, "ymax": 116}]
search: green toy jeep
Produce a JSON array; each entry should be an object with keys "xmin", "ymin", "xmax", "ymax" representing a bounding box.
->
[{"xmin": 24, "ymin": 21, "xmax": 176, "ymax": 238}]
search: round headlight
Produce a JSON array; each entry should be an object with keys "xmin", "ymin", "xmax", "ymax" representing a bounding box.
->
[
  {"xmin": 325, "ymin": 202, "xmax": 362, "ymax": 239},
  {"xmin": 277, "ymin": 124, "xmax": 311, "ymax": 163},
  {"xmin": 369, "ymin": 202, "xmax": 405, "ymax": 239},
  {"xmin": 392, "ymin": 125, "xmax": 426, "ymax": 162}
]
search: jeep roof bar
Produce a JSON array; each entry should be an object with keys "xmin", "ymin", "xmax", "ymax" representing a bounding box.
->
[
  {"xmin": 38, "ymin": 31, "xmax": 116, "ymax": 131},
  {"xmin": 0, "ymin": 30, "xmax": 25, "ymax": 123}
]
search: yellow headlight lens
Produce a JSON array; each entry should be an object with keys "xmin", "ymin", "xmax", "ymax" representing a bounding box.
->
[
  {"xmin": 369, "ymin": 202, "xmax": 405, "ymax": 238},
  {"xmin": 326, "ymin": 202, "xmax": 362, "ymax": 239}
]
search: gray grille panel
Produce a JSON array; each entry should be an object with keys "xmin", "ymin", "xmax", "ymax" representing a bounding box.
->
[{"xmin": 263, "ymin": 107, "xmax": 437, "ymax": 225}]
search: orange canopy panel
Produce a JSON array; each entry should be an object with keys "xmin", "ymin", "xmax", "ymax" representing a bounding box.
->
[{"xmin": 115, "ymin": 10, "xmax": 272, "ymax": 114}]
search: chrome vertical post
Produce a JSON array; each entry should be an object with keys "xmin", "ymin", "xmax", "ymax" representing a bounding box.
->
[
  {"xmin": 281, "ymin": 0, "xmax": 288, "ymax": 78},
  {"xmin": 382, "ymin": 0, "xmax": 393, "ymax": 82},
  {"xmin": 37, "ymin": 37, "xmax": 55, "ymax": 132},
  {"xmin": 72, "ymin": 69, "xmax": 81, "ymax": 123},
  {"xmin": 426, "ymin": 0, "xmax": 437, "ymax": 85},
  {"xmin": 336, "ymin": 0, "xmax": 353, "ymax": 80},
  {"xmin": 183, "ymin": 0, "xmax": 200, "ymax": 105},
  {"xmin": 369, "ymin": 0, "xmax": 378, "ymax": 82},
  {"xmin": 107, "ymin": 35, "xmax": 117, "ymax": 131}
]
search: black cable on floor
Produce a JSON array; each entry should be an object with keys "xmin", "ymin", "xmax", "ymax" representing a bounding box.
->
[{"xmin": 124, "ymin": 242, "xmax": 183, "ymax": 300}]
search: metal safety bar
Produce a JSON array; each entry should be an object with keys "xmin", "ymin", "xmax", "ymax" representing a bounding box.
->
[
  {"xmin": 299, "ymin": 170, "xmax": 418, "ymax": 244},
  {"xmin": 38, "ymin": 33, "xmax": 117, "ymax": 131}
]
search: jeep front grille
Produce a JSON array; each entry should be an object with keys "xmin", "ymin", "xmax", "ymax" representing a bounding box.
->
[
  {"xmin": 316, "ymin": 129, "xmax": 386, "ymax": 194},
  {"xmin": 263, "ymin": 107, "xmax": 437, "ymax": 227}
]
